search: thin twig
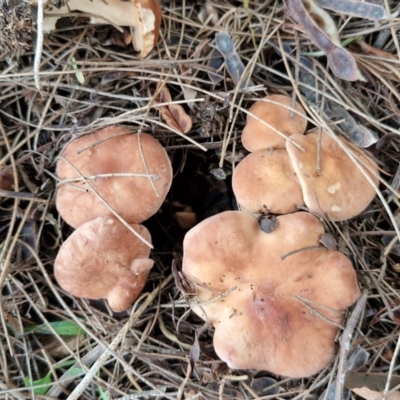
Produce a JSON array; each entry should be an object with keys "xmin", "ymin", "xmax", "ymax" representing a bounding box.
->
[
  {"xmin": 335, "ymin": 294, "xmax": 367, "ymax": 400},
  {"xmin": 34, "ymin": 0, "xmax": 45, "ymax": 91}
]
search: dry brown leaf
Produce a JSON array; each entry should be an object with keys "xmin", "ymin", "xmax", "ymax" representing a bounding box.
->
[
  {"xmin": 352, "ymin": 387, "xmax": 400, "ymax": 400},
  {"xmin": 34, "ymin": 0, "xmax": 161, "ymax": 58},
  {"xmin": 350, "ymin": 40, "xmax": 400, "ymax": 83},
  {"xmin": 346, "ymin": 371, "xmax": 400, "ymax": 400},
  {"xmin": 350, "ymin": 40, "xmax": 397, "ymax": 59},
  {"xmin": 0, "ymin": 168, "xmax": 14, "ymax": 191},
  {"xmin": 159, "ymin": 87, "xmax": 193, "ymax": 134},
  {"xmin": 175, "ymin": 211, "xmax": 197, "ymax": 230}
]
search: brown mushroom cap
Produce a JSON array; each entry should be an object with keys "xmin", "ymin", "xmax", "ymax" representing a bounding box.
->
[
  {"xmin": 232, "ymin": 149, "xmax": 305, "ymax": 214},
  {"xmin": 56, "ymin": 127, "xmax": 172, "ymax": 228},
  {"xmin": 55, "ymin": 215, "xmax": 154, "ymax": 312},
  {"xmin": 182, "ymin": 211, "xmax": 361, "ymax": 377},
  {"xmin": 241, "ymin": 94, "xmax": 308, "ymax": 152},
  {"xmin": 286, "ymin": 129, "xmax": 379, "ymax": 221}
]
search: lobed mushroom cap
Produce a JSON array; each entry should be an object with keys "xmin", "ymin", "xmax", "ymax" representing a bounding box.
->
[
  {"xmin": 241, "ymin": 94, "xmax": 307, "ymax": 152},
  {"xmin": 55, "ymin": 215, "xmax": 154, "ymax": 312},
  {"xmin": 286, "ymin": 129, "xmax": 379, "ymax": 221},
  {"xmin": 182, "ymin": 211, "xmax": 361, "ymax": 377},
  {"xmin": 232, "ymin": 149, "xmax": 305, "ymax": 214},
  {"xmin": 56, "ymin": 127, "xmax": 172, "ymax": 228}
]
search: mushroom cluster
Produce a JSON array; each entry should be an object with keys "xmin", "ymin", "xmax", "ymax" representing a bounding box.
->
[
  {"xmin": 54, "ymin": 126, "xmax": 173, "ymax": 311},
  {"xmin": 232, "ymin": 94, "xmax": 380, "ymax": 221},
  {"xmin": 182, "ymin": 211, "xmax": 361, "ymax": 377},
  {"xmin": 180, "ymin": 94, "xmax": 378, "ymax": 377}
]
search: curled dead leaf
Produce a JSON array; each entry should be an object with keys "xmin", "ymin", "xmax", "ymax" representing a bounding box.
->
[
  {"xmin": 350, "ymin": 40, "xmax": 400, "ymax": 83},
  {"xmin": 159, "ymin": 87, "xmax": 193, "ymax": 134},
  {"xmin": 346, "ymin": 371, "xmax": 400, "ymax": 400},
  {"xmin": 34, "ymin": 0, "xmax": 161, "ymax": 58}
]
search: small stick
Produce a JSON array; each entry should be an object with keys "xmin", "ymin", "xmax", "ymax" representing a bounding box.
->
[
  {"xmin": 219, "ymin": 375, "xmax": 248, "ymax": 400},
  {"xmin": 335, "ymin": 294, "xmax": 367, "ymax": 400},
  {"xmin": 34, "ymin": 0, "xmax": 45, "ymax": 92},
  {"xmin": 383, "ymin": 329, "xmax": 400, "ymax": 399}
]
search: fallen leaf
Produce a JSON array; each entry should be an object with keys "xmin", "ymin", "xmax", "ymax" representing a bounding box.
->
[
  {"xmin": 350, "ymin": 40, "xmax": 400, "ymax": 83},
  {"xmin": 346, "ymin": 371, "xmax": 400, "ymax": 400},
  {"xmin": 352, "ymin": 387, "xmax": 400, "ymax": 400},
  {"xmin": 159, "ymin": 87, "xmax": 193, "ymax": 133},
  {"xmin": 36, "ymin": 0, "xmax": 161, "ymax": 58},
  {"xmin": 350, "ymin": 40, "xmax": 397, "ymax": 59},
  {"xmin": 0, "ymin": 168, "xmax": 14, "ymax": 190},
  {"xmin": 175, "ymin": 211, "xmax": 197, "ymax": 230},
  {"xmin": 317, "ymin": 346, "xmax": 369, "ymax": 400}
]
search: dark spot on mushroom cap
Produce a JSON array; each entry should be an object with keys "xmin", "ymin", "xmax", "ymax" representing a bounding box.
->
[
  {"xmin": 320, "ymin": 233, "xmax": 338, "ymax": 250},
  {"xmin": 258, "ymin": 216, "xmax": 278, "ymax": 233}
]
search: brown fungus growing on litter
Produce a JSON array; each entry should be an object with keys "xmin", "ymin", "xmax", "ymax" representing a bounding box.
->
[
  {"xmin": 232, "ymin": 149, "xmax": 305, "ymax": 214},
  {"xmin": 286, "ymin": 129, "xmax": 379, "ymax": 221},
  {"xmin": 56, "ymin": 126, "xmax": 172, "ymax": 228},
  {"xmin": 241, "ymin": 94, "xmax": 308, "ymax": 152},
  {"xmin": 54, "ymin": 215, "xmax": 154, "ymax": 312},
  {"xmin": 182, "ymin": 211, "xmax": 361, "ymax": 377}
]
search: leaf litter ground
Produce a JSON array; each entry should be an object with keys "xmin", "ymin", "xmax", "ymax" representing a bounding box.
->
[{"xmin": 1, "ymin": 0, "xmax": 400, "ymax": 399}]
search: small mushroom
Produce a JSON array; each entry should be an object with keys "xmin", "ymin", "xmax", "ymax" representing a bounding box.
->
[
  {"xmin": 232, "ymin": 149, "xmax": 305, "ymax": 214},
  {"xmin": 182, "ymin": 211, "xmax": 361, "ymax": 377},
  {"xmin": 55, "ymin": 215, "xmax": 153, "ymax": 312},
  {"xmin": 56, "ymin": 126, "xmax": 172, "ymax": 228},
  {"xmin": 286, "ymin": 129, "xmax": 379, "ymax": 221},
  {"xmin": 241, "ymin": 94, "xmax": 308, "ymax": 152}
]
